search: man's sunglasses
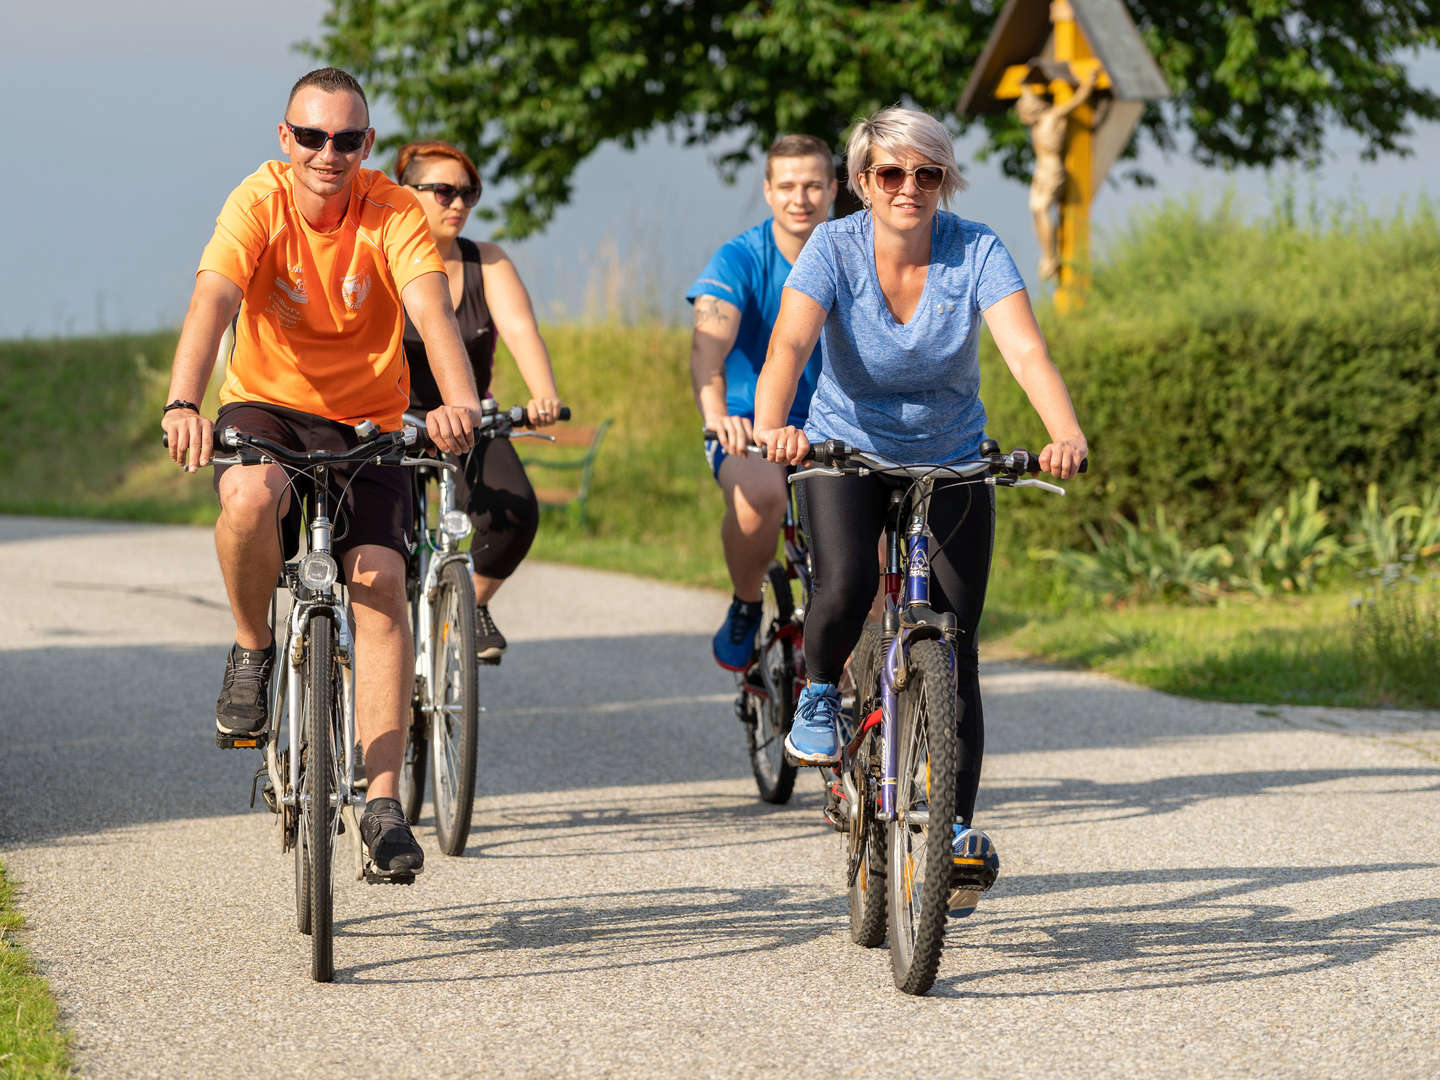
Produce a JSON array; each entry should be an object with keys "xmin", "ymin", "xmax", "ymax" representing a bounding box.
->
[
  {"xmin": 867, "ymin": 163, "xmax": 946, "ymax": 193},
  {"xmin": 410, "ymin": 182, "xmax": 482, "ymax": 208},
  {"xmin": 285, "ymin": 121, "xmax": 370, "ymax": 154}
]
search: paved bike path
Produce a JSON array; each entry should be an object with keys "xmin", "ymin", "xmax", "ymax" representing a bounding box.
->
[{"xmin": 1, "ymin": 515, "xmax": 1438, "ymax": 1078}]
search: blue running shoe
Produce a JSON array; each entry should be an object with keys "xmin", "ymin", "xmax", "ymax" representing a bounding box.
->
[
  {"xmin": 712, "ymin": 596, "xmax": 763, "ymax": 671},
  {"xmin": 784, "ymin": 682, "xmax": 841, "ymax": 764},
  {"xmin": 949, "ymin": 825, "xmax": 999, "ymax": 917}
]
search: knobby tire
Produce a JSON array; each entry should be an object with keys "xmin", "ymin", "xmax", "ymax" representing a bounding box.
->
[
  {"xmin": 886, "ymin": 638, "xmax": 958, "ymax": 995},
  {"xmin": 847, "ymin": 621, "xmax": 887, "ymax": 947},
  {"xmin": 430, "ymin": 560, "xmax": 479, "ymax": 856},
  {"xmin": 748, "ymin": 561, "xmax": 798, "ymax": 804}
]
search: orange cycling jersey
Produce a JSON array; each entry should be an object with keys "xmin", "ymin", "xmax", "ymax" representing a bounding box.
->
[{"xmin": 198, "ymin": 162, "xmax": 445, "ymax": 431}]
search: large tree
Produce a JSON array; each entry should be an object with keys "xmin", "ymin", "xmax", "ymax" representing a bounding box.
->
[{"xmin": 312, "ymin": 1, "xmax": 1440, "ymax": 237}]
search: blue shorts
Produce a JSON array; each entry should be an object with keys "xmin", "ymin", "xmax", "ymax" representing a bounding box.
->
[{"xmin": 702, "ymin": 435, "xmax": 728, "ymax": 480}]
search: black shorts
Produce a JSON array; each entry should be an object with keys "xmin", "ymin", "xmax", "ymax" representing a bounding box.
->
[{"xmin": 212, "ymin": 402, "xmax": 413, "ymax": 565}]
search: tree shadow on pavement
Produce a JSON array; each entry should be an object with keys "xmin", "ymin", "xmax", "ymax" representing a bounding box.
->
[
  {"xmin": 331, "ymin": 884, "xmax": 838, "ymax": 984},
  {"xmin": 979, "ymin": 767, "xmax": 1440, "ymax": 829},
  {"xmin": 933, "ymin": 862, "xmax": 1439, "ymax": 998}
]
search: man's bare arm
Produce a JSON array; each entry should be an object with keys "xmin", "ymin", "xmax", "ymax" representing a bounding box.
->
[
  {"xmin": 689, "ymin": 294, "xmax": 744, "ymax": 450},
  {"xmin": 162, "ymin": 270, "xmax": 242, "ymax": 471}
]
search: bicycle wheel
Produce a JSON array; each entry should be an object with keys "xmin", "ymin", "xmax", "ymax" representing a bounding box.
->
[
  {"xmin": 398, "ymin": 703, "xmax": 428, "ymax": 826},
  {"xmin": 298, "ymin": 613, "xmax": 337, "ymax": 983},
  {"xmin": 886, "ymin": 637, "xmax": 958, "ymax": 995},
  {"xmin": 747, "ymin": 561, "xmax": 798, "ymax": 804},
  {"xmin": 846, "ymin": 621, "xmax": 887, "ymax": 947},
  {"xmin": 429, "ymin": 560, "xmax": 478, "ymax": 856}
]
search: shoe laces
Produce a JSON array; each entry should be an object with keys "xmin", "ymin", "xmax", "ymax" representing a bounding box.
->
[
  {"xmin": 795, "ymin": 684, "xmax": 839, "ymax": 726},
  {"xmin": 476, "ymin": 606, "xmax": 499, "ymax": 636},
  {"xmin": 726, "ymin": 599, "xmax": 761, "ymax": 644},
  {"xmin": 225, "ymin": 649, "xmax": 271, "ymax": 701}
]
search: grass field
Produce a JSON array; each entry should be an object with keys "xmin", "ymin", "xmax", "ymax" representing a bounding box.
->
[{"xmin": 0, "ymin": 865, "xmax": 73, "ymax": 1078}]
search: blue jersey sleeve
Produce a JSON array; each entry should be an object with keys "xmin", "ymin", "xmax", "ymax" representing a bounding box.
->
[
  {"xmin": 974, "ymin": 230, "xmax": 1027, "ymax": 312},
  {"xmin": 686, "ymin": 238, "xmax": 755, "ymax": 309},
  {"xmin": 782, "ymin": 221, "xmax": 838, "ymax": 312}
]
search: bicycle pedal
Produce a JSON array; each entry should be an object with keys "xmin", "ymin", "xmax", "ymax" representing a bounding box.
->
[
  {"xmin": 363, "ymin": 868, "xmax": 417, "ymax": 885},
  {"xmin": 217, "ymin": 731, "xmax": 267, "ymax": 750},
  {"xmin": 947, "ymin": 886, "xmax": 982, "ymax": 917}
]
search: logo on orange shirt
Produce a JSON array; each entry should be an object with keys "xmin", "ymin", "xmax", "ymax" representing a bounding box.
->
[{"xmin": 342, "ymin": 271, "xmax": 373, "ymax": 312}]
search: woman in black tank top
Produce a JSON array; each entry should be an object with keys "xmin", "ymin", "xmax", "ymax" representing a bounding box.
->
[{"xmin": 397, "ymin": 141, "xmax": 566, "ymax": 662}]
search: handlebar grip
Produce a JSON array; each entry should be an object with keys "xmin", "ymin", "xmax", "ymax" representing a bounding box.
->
[{"xmin": 808, "ymin": 439, "xmax": 849, "ymax": 467}]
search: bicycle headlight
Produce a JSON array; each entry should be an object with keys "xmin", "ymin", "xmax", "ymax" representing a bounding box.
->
[
  {"xmin": 442, "ymin": 510, "xmax": 472, "ymax": 540},
  {"xmin": 298, "ymin": 551, "xmax": 339, "ymax": 591}
]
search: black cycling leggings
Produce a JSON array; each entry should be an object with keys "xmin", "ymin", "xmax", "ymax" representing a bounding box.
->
[
  {"xmin": 798, "ymin": 473, "xmax": 995, "ymax": 824},
  {"xmin": 454, "ymin": 436, "xmax": 539, "ymax": 581}
]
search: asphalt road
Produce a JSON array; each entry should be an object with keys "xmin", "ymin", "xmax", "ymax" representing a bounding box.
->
[{"xmin": 1, "ymin": 515, "xmax": 1438, "ymax": 1078}]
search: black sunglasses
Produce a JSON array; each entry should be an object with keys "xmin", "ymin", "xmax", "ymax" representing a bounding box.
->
[
  {"xmin": 410, "ymin": 182, "xmax": 482, "ymax": 208},
  {"xmin": 867, "ymin": 163, "xmax": 946, "ymax": 193},
  {"xmin": 284, "ymin": 121, "xmax": 370, "ymax": 154}
]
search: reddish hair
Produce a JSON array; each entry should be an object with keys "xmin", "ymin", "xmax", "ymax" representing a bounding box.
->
[{"xmin": 394, "ymin": 141, "xmax": 482, "ymax": 195}]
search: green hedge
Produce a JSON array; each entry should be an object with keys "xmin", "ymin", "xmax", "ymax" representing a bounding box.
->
[{"xmin": 980, "ymin": 197, "xmax": 1440, "ymax": 549}]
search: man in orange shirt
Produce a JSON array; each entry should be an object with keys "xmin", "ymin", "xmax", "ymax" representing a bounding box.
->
[{"xmin": 161, "ymin": 67, "xmax": 483, "ymax": 876}]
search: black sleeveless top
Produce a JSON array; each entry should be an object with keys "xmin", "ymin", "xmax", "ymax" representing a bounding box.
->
[{"xmin": 402, "ymin": 236, "xmax": 496, "ymax": 409}]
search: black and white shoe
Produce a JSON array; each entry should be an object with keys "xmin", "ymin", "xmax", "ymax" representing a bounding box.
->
[{"xmin": 475, "ymin": 605, "xmax": 507, "ymax": 665}]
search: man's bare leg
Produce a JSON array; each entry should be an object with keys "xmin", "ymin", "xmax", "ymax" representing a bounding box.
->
[
  {"xmin": 343, "ymin": 544, "xmax": 413, "ymax": 803},
  {"xmin": 718, "ymin": 453, "xmax": 789, "ymax": 603},
  {"xmin": 215, "ymin": 464, "xmax": 290, "ymax": 649}
]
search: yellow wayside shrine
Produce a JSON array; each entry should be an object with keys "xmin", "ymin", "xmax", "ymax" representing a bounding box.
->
[{"xmin": 959, "ymin": 0, "xmax": 1169, "ymax": 311}]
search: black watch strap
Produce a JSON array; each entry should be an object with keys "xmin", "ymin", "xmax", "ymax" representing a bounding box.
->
[{"xmin": 163, "ymin": 399, "xmax": 200, "ymax": 415}]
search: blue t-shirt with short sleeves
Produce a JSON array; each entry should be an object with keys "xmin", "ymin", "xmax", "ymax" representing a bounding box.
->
[
  {"xmin": 783, "ymin": 209, "xmax": 1027, "ymax": 462},
  {"xmin": 686, "ymin": 219, "xmax": 822, "ymax": 427}
]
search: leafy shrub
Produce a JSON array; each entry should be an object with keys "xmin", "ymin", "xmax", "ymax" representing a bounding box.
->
[
  {"xmin": 981, "ymin": 198, "xmax": 1440, "ymax": 552},
  {"xmin": 1346, "ymin": 482, "xmax": 1440, "ymax": 569},
  {"xmin": 1039, "ymin": 507, "xmax": 1231, "ymax": 605},
  {"xmin": 1351, "ymin": 563, "xmax": 1440, "ymax": 707},
  {"xmin": 1234, "ymin": 478, "xmax": 1341, "ymax": 595}
]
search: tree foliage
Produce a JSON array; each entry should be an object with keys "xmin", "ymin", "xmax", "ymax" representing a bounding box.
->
[{"xmin": 311, "ymin": 1, "xmax": 1440, "ymax": 238}]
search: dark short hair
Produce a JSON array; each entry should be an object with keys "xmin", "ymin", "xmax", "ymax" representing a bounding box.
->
[
  {"xmin": 765, "ymin": 134, "xmax": 836, "ymax": 182},
  {"xmin": 286, "ymin": 67, "xmax": 369, "ymax": 121}
]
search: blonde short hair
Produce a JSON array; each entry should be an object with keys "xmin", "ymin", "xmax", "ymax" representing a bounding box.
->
[{"xmin": 846, "ymin": 107, "xmax": 966, "ymax": 207}]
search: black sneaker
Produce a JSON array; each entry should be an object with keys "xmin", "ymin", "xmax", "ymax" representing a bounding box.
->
[
  {"xmin": 216, "ymin": 642, "xmax": 274, "ymax": 738},
  {"xmin": 360, "ymin": 797, "xmax": 425, "ymax": 875},
  {"xmin": 476, "ymin": 605, "xmax": 507, "ymax": 664}
]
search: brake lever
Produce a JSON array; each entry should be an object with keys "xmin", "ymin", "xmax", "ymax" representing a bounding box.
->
[
  {"xmin": 788, "ymin": 465, "xmax": 844, "ymax": 482},
  {"xmin": 510, "ymin": 431, "xmax": 556, "ymax": 442},
  {"xmin": 1013, "ymin": 477, "xmax": 1066, "ymax": 495}
]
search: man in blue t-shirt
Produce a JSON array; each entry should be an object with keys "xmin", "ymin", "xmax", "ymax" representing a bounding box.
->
[{"xmin": 686, "ymin": 134, "xmax": 837, "ymax": 669}]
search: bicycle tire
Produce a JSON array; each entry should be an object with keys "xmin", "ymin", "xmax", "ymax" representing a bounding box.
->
[
  {"xmin": 429, "ymin": 560, "xmax": 479, "ymax": 856},
  {"xmin": 398, "ymin": 705, "xmax": 428, "ymax": 826},
  {"xmin": 886, "ymin": 637, "xmax": 958, "ymax": 996},
  {"xmin": 747, "ymin": 561, "xmax": 799, "ymax": 804},
  {"xmin": 847, "ymin": 621, "xmax": 887, "ymax": 947},
  {"xmin": 302, "ymin": 614, "xmax": 336, "ymax": 983}
]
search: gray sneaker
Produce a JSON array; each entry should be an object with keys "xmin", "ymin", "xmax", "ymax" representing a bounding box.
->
[{"xmin": 216, "ymin": 643, "xmax": 274, "ymax": 738}]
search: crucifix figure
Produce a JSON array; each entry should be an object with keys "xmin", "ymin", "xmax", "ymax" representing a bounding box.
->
[{"xmin": 1015, "ymin": 65, "xmax": 1099, "ymax": 280}]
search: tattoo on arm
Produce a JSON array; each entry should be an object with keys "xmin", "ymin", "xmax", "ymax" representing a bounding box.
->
[{"xmin": 693, "ymin": 296, "xmax": 734, "ymax": 333}]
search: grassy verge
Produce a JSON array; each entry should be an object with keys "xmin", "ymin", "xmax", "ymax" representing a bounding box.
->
[{"xmin": 0, "ymin": 863, "xmax": 73, "ymax": 1078}]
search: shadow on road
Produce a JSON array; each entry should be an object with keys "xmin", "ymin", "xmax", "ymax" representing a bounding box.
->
[
  {"xmin": 332, "ymin": 884, "xmax": 840, "ymax": 984},
  {"xmin": 3, "ymin": 637, "xmax": 1438, "ymax": 846},
  {"xmin": 933, "ymin": 862, "xmax": 1440, "ymax": 998}
]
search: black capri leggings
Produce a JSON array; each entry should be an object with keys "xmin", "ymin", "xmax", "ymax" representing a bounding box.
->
[
  {"xmin": 798, "ymin": 473, "xmax": 995, "ymax": 824},
  {"xmin": 452, "ymin": 436, "xmax": 540, "ymax": 581}
]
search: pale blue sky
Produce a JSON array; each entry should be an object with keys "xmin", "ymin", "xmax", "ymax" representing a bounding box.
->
[{"xmin": 2, "ymin": 0, "xmax": 1436, "ymax": 339}]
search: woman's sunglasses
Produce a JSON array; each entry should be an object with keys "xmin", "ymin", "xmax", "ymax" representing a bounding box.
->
[
  {"xmin": 410, "ymin": 182, "xmax": 482, "ymax": 208},
  {"xmin": 867, "ymin": 163, "xmax": 946, "ymax": 194},
  {"xmin": 285, "ymin": 122, "xmax": 370, "ymax": 154}
]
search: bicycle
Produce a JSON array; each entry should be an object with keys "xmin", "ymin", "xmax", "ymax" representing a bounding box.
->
[
  {"xmin": 173, "ymin": 420, "xmax": 441, "ymax": 981},
  {"xmin": 789, "ymin": 437, "xmax": 1082, "ymax": 995},
  {"xmin": 397, "ymin": 400, "xmax": 568, "ymax": 855},
  {"xmin": 702, "ymin": 430, "xmax": 812, "ymax": 804}
]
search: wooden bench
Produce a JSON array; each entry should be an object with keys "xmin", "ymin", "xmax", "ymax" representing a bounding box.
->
[{"xmin": 520, "ymin": 418, "xmax": 612, "ymax": 526}]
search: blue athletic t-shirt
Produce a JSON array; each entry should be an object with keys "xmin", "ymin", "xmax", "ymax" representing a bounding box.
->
[
  {"xmin": 686, "ymin": 219, "xmax": 822, "ymax": 426},
  {"xmin": 783, "ymin": 209, "xmax": 1027, "ymax": 462}
]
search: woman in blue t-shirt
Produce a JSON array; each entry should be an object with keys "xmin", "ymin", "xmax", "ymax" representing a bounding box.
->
[{"xmin": 753, "ymin": 107, "xmax": 1086, "ymax": 908}]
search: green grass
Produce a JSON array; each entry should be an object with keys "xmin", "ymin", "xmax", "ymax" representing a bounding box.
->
[{"xmin": 0, "ymin": 863, "xmax": 73, "ymax": 1078}]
